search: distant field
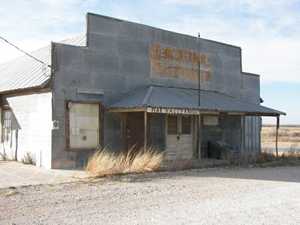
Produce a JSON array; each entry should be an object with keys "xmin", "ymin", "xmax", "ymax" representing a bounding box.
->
[{"xmin": 261, "ymin": 125, "xmax": 300, "ymax": 153}]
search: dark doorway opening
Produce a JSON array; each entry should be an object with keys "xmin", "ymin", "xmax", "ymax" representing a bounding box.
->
[{"xmin": 126, "ymin": 112, "xmax": 144, "ymax": 151}]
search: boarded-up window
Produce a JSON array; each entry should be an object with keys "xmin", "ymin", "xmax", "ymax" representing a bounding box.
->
[
  {"xmin": 181, "ymin": 116, "xmax": 191, "ymax": 134},
  {"xmin": 69, "ymin": 103, "xmax": 99, "ymax": 149},
  {"xmin": 167, "ymin": 115, "xmax": 177, "ymax": 135}
]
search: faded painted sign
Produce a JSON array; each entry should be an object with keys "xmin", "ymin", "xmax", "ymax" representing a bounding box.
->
[
  {"xmin": 203, "ymin": 115, "xmax": 219, "ymax": 126},
  {"xmin": 147, "ymin": 107, "xmax": 199, "ymax": 115},
  {"xmin": 150, "ymin": 43, "xmax": 212, "ymax": 81}
]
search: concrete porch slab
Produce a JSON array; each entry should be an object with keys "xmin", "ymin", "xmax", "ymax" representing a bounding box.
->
[
  {"xmin": 0, "ymin": 161, "xmax": 88, "ymax": 189},
  {"xmin": 161, "ymin": 159, "xmax": 230, "ymax": 171}
]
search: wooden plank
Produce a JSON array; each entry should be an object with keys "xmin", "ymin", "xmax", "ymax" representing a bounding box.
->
[
  {"xmin": 108, "ymin": 108, "xmax": 146, "ymax": 113},
  {"xmin": 197, "ymin": 114, "xmax": 202, "ymax": 159},
  {"xmin": 275, "ymin": 116, "xmax": 280, "ymax": 158},
  {"xmin": 144, "ymin": 111, "xmax": 147, "ymax": 150}
]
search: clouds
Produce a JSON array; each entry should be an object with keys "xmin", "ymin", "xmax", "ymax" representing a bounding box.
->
[
  {"xmin": 0, "ymin": 0, "xmax": 298, "ymax": 123},
  {"xmin": 0, "ymin": 0, "xmax": 299, "ymax": 83},
  {"xmin": 0, "ymin": 0, "xmax": 92, "ymax": 38},
  {"xmin": 241, "ymin": 39, "xmax": 300, "ymax": 83},
  {"xmin": 162, "ymin": 15, "xmax": 300, "ymax": 83},
  {"xmin": 162, "ymin": 0, "xmax": 300, "ymax": 39},
  {"xmin": 158, "ymin": 0, "xmax": 300, "ymax": 83},
  {"xmin": 0, "ymin": 0, "xmax": 98, "ymax": 63}
]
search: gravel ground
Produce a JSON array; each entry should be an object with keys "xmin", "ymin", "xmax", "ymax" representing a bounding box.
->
[{"xmin": 1, "ymin": 166, "xmax": 300, "ymax": 225}]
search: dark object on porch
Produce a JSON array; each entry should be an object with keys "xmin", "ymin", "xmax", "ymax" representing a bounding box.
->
[{"xmin": 207, "ymin": 141, "xmax": 232, "ymax": 160}]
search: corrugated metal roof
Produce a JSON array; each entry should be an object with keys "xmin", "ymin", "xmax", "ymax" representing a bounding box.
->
[
  {"xmin": 0, "ymin": 34, "xmax": 86, "ymax": 93},
  {"xmin": 109, "ymin": 86, "xmax": 285, "ymax": 116}
]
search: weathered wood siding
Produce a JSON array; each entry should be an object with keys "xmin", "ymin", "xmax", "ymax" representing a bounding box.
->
[
  {"xmin": 243, "ymin": 116, "xmax": 261, "ymax": 154},
  {"xmin": 165, "ymin": 134, "xmax": 193, "ymax": 160}
]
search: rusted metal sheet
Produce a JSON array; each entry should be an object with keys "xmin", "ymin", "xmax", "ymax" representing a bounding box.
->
[{"xmin": 150, "ymin": 43, "xmax": 212, "ymax": 82}]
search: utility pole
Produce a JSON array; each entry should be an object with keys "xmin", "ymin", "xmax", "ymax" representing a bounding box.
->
[
  {"xmin": 197, "ymin": 33, "xmax": 201, "ymax": 160},
  {"xmin": 275, "ymin": 115, "xmax": 280, "ymax": 158},
  {"xmin": 198, "ymin": 33, "xmax": 201, "ymax": 107}
]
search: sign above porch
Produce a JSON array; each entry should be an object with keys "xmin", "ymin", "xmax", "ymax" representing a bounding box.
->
[{"xmin": 147, "ymin": 107, "xmax": 199, "ymax": 115}]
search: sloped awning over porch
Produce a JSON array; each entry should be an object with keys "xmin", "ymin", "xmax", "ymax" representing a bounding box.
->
[{"xmin": 108, "ymin": 86, "xmax": 285, "ymax": 116}]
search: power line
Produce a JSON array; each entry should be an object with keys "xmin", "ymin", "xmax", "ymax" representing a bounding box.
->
[{"xmin": 0, "ymin": 35, "xmax": 50, "ymax": 67}]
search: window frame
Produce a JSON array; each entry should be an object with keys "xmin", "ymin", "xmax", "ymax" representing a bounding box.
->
[
  {"xmin": 1, "ymin": 108, "xmax": 12, "ymax": 143},
  {"xmin": 181, "ymin": 115, "xmax": 192, "ymax": 135},
  {"xmin": 167, "ymin": 115, "xmax": 178, "ymax": 135},
  {"xmin": 167, "ymin": 115, "xmax": 192, "ymax": 135},
  {"xmin": 65, "ymin": 101, "xmax": 104, "ymax": 151}
]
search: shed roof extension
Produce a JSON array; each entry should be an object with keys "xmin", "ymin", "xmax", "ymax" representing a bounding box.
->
[
  {"xmin": 109, "ymin": 85, "xmax": 285, "ymax": 116},
  {"xmin": 0, "ymin": 34, "xmax": 86, "ymax": 94}
]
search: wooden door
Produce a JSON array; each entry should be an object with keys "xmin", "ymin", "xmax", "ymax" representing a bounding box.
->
[
  {"xmin": 165, "ymin": 115, "xmax": 194, "ymax": 160},
  {"xmin": 126, "ymin": 112, "xmax": 144, "ymax": 151}
]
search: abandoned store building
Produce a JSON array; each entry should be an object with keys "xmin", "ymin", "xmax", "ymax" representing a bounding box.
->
[{"xmin": 0, "ymin": 13, "xmax": 284, "ymax": 169}]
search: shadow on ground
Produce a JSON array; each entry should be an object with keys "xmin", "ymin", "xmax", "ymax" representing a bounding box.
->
[{"xmin": 105, "ymin": 165, "xmax": 300, "ymax": 184}]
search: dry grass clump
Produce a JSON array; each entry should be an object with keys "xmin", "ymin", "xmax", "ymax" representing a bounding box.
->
[
  {"xmin": 86, "ymin": 147, "xmax": 163, "ymax": 177},
  {"xmin": 256, "ymin": 152, "xmax": 277, "ymax": 163},
  {"xmin": 0, "ymin": 152, "xmax": 8, "ymax": 161},
  {"xmin": 280, "ymin": 151, "xmax": 300, "ymax": 160},
  {"xmin": 22, "ymin": 152, "xmax": 35, "ymax": 165},
  {"xmin": 255, "ymin": 151, "xmax": 300, "ymax": 167}
]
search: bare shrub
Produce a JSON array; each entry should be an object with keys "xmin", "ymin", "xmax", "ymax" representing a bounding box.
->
[
  {"xmin": 22, "ymin": 152, "xmax": 35, "ymax": 165},
  {"xmin": 256, "ymin": 152, "xmax": 277, "ymax": 163},
  {"xmin": 281, "ymin": 151, "xmax": 300, "ymax": 160},
  {"xmin": 0, "ymin": 152, "xmax": 8, "ymax": 161},
  {"xmin": 292, "ymin": 132, "xmax": 300, "ymax": 137},
  {"xmin": 254, "ymin": 152, "xmax": 300, "ymax": 167},
  {"xmin": 86, "ymin": 147, "xmax": 163, "ymax": 177}
]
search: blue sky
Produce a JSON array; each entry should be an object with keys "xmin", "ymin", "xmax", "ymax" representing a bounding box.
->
[{"xmin": 0, "ymin": 0, "xmax": 299, "ymax": 124}]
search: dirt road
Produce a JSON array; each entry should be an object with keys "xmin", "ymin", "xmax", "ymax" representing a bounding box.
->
[{"xmin": 1, "ymin": 166, "xmax": 300, "ymax": 225}]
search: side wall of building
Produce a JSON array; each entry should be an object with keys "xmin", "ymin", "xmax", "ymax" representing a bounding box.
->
[
  {"xmin": 0, "ymin": 92, "xmax": 52, "ymax": 168},
  {"xmin": 241, "ymin": 73, "xmax": 262, "ymax": 154}
]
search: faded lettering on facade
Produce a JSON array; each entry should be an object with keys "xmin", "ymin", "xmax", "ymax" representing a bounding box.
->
[
  {"xmin": 203, "ymin": 115, "xmax": 219, "ymax": 126},
  {"xmin": 147, "ymin": 107, "xmax": 199, "ymax": 115},
  {"xmin": 150, "ymin": 43, "xmax": 212, "ymax": 81}
]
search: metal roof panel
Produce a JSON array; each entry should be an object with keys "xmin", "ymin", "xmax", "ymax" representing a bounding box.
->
[
  {"xmin": 0, "ymin": 34, "xmax": 86, "ymax": 93},
  {"xmin": 109, "ymin": 86, "xmax": 285, "ymax": 116}
]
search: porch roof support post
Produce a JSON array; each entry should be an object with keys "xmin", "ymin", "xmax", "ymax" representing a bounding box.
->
[
  {"xmin": 275, "ymin": 115, "xmax": 280, "ymax": 158},
  {"xmin": 241, "ymin": 115, "xmax": 245, "ymax": 153},
  {"xmin": 144, "ymin": 111, "xmax": 148, "ymax": 150},
  {"xmin": 197, "ymin": 113, "xmax": 201, "ymax": 160}
]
